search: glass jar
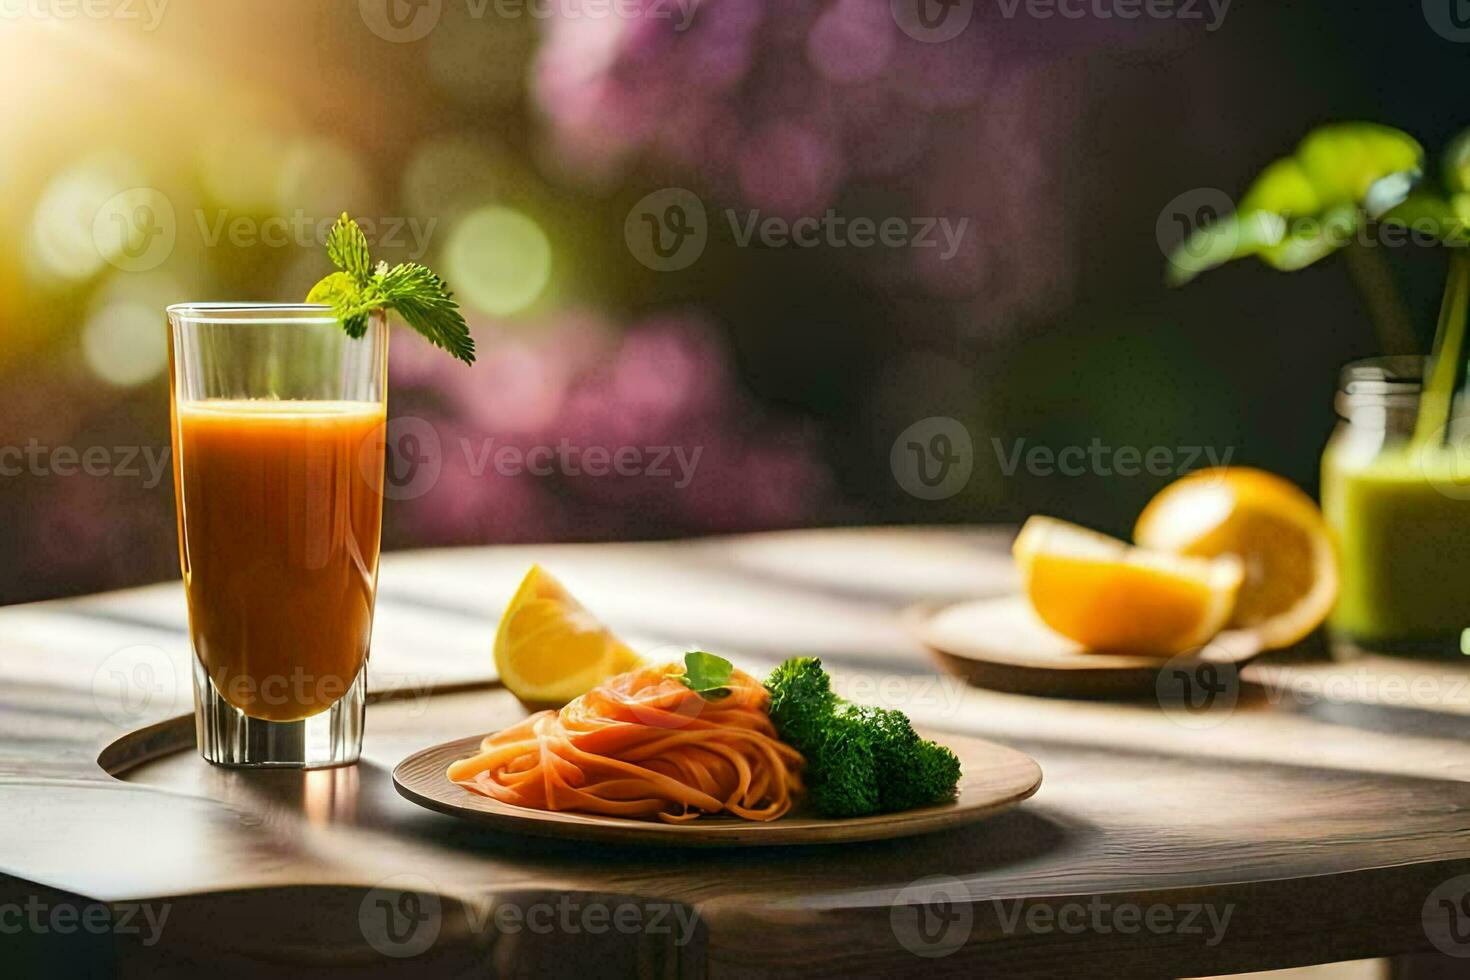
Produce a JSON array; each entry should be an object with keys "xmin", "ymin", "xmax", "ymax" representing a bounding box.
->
[{"xmin": 1321, "ymin": 355, "xmax": 1470, "ymax": 655}]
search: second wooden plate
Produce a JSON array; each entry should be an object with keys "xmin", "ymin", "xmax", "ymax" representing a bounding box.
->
[
  {"xmin": 912, "ymin": 595, "xmax": 1262, "ymax": 698},
  {"xmin": 393, "ymin": 730, "xmax": 1041, "ymax": 847}
]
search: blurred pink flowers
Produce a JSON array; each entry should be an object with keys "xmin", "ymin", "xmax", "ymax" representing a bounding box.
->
[
  {"xmin": 533, "ymin": 0, "xmax": 990, "ymax": 216},
  {"xmin": 385, "ymin": 310, "xmax": 835, "ymax": 546},
  {"xmin": 532, "ymin": 0, "xmax": 1080, "ymax": 328}
]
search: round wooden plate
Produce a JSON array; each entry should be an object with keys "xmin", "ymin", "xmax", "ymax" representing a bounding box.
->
[
  {"xmin": 912, "ymin": 595, "xmax": 1263, "ymax": 698},
  {"xmin": 393, "ymin": 730, "xmax": 1042, "ymax": 847}
]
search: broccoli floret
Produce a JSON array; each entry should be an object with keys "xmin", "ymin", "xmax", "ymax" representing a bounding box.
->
[
  {"xmin": 804, "ymin": 708, "xmax": 882, "ymax": 817},
  {"xmin": 852, "ymin": 704, "xmax": 960, "ymax": 810},
  {"xmin": 880, "ymin": 738, "xmax": 962, "ymax": 812},
  {"xmin": 856, "ymin": 703, "xmax": 917, "ymax": 748},
  {"xmin": 765, "ymin": 657, "xmax": 837, "ymax": 750},
  {"xmin": 842, "ymin": 704, "xmax": 959, "ymax": 812},
  {"xmin": 765, "ymin": 658, "xmax": 962, "ymax": 818},
  {"xmin": 769, "ymin": 661, "xmax": 879, "ymax": 817}
]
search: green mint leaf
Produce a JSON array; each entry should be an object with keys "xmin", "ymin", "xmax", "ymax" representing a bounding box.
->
[
  {"xmin": 680, "ymin": 651, "xmax": 734, "ymax": 699},
  {"xmin": 340, "ymin": 310, "xmax": 371, "ymax": 339},
  {"xmin": 379, "ymin": 262, "xmax": 476, "ymax": 364},
  {"xmin": 325, "ymin": 213, "xmax": 373, "ymax": 282},
  {"xmin": 307, "ymin": 214, "xmax": 476, "ymax": 365},
  {"xmin": 305, "ymin": 270, "xmax": 357, "ymax": 307},
  {"xmin": 379, "ymin": 261, "xmax": 447, "ymax": 300}
]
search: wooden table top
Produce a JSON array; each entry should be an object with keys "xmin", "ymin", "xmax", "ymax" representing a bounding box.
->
[{"xmin": 6, "ymin": 526, "xmax": 1470, "ymax": 978}]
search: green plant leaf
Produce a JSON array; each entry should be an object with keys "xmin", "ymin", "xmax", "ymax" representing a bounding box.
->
[
  {"xmin": 1259, "ymin": 203, "xmax": 1358, "ymax": 271},
  {"xmin": 305, "ymin": 270, "xmax": 357, "ymax": 307},
  {"xmin": 1294, "ymin": 123, "xmax": 1423, "ymax": 205},
  {"xmin": 1364, "ymin": 170, "xmax": 1417, "ymax": 220},
  {"xmin": 1165, "ymin": 211, "xmax": 1284, "ymax": 286},
  {"xmin": 1443, "ymin": 129, "xmax": 1470, "ymax": 195},
  {"xmin": 379, "ymin": 262, "xmax": 475, "ymax": 363},
  {"xmin": 1380, "ymin": 189, "xmax": 1470, "ymax": 245},
  {"xmin": 1168, "ymin": 123, "xmax": 1425, "ymax": 284},
  {"xmin": 325, "ymin": 213, "xmax": 373, "ymax": 282},
  {"xmin": 307, "ymin": 213, "xmax": 475, "ymax": 364},
  {"xmin": 679, "ymin": 651, "xmax": 734, "ymax": 699},
  {"xmin": 1239, "ymin": 158, "xmax": 1321, "ymax": 216}
]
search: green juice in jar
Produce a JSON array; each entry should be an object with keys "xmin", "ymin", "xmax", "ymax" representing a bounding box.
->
[
  {"xmin": 1322, "ymin": 257, "xmax": 1470, "ymax": 655},
  {"xmin": 1322, "ymin": 425, "xmax": 1470, "ymax": 651}
]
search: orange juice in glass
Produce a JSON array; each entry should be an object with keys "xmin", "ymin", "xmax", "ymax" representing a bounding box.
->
[{"xmin": 167, "ymin": 304, "xmax": 388, "ymax": 767}]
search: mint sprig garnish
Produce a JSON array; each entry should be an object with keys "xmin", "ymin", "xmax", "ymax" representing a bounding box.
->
[
  {"xmin": 678, "ymin": 651, "xmax": 734, "ymax": 700},
  {"xmin": 307, "ymin": 213, "xmax": 475, "ymax": 365}
]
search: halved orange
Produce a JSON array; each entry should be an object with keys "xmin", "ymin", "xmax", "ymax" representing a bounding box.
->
[
  {"xmin": 494, "ymin": 565, "xmax": 644, "ymax": 710},
  {"xmin": 1013, "ymin": 516, "xmax": 1243, "ymax": 656},
  {"xmin": 1134, "ymin": 467, "xmax": 1336, "ymax": 650}
]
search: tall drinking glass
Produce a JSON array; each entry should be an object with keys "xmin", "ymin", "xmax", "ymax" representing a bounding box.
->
[{"xmin": 167, "ymin": 304, "xmax": 388, "ymax": 768}]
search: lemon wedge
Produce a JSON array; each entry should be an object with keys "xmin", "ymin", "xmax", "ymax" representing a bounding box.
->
[
  {"xmin": 1135, "ymin": 467, "xmax": 1337, "ymax": 650},
  {"xmin": 1013, "ymin": 516, "xmax": 1243, "ymax": 656},
  {"xmin": 494, "ymin": 565, "xmax": 644, "ymax": 710}
]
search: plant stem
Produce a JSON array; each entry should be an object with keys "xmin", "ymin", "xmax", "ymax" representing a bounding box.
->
[
  {"xmin": 1411, "ymin": 250, "xmax": 1470, "ymax": 450},
  {"xmin": 1342, "ymin": 239, "xmax": 1417, "ymax": 355}
]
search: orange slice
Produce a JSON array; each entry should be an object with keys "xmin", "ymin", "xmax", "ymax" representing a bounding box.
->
[
  {"xmin": 1134, "ymin": 467, "xmax": 1337, "ymax": 650},
  {"xmin": 494, "ymin": 565, "xmax": 644, "ymax": 710},
  {"xmin": 1013, "ymin": 516, "xmax": 1243, "ymax": 656}
]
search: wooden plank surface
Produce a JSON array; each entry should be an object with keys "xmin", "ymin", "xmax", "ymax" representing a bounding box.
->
[{"xmin": 4, "ymin": 527, "xmax": 1470, "ymax": 977}]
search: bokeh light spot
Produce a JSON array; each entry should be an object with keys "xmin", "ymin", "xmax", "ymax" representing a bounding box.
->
[
  {"xmin": 275, "ymin": 137, "xmax": 371, "ymax": 219},
  {"xmin": 402, "ymin": 134, "xmax": 505, "ymax": 221},
  {"xmin": 443, "ymin": 206, "xmax": 552, "ymax": 317},
  {"xmin": 737, "ymin": 121, "xmax": 843, "ymax": 217},
  {"xmin": 28, "ymin": 151, "xmax": 145, "ymax": 283},
  {"xmin": 807, "ymin": 0, "xmax": 895, "ymax": 84},
  {"xmin": 82, "ymin": 301, "xmax": 168, "ymax": 387}
]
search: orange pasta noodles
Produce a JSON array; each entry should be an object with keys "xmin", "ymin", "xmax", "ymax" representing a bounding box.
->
[{"xmin": 447, "ymin": 665, "xmax": 804, "ymax": 822}]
